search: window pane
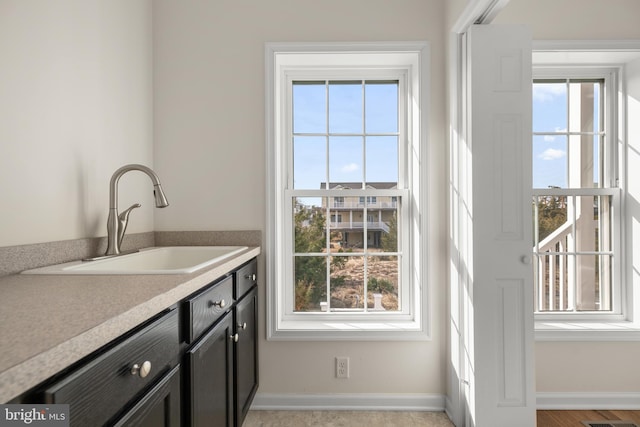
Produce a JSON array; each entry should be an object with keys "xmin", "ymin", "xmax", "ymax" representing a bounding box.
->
[
  {"xmin": 330, "ymin": 255, "xmax": 364, "ymax": 311},
  {"xmin": 329, "ymin": 82, "xmax": 362, "ymax": 134},
  {"xmin": 536, "ymin": 253, "xmax": 612, "ymax": 312},
  {"xmin": 293, "ymin": 197, "xmax": 325, "ymax": 253},
  {"xmin": 367, "ymin": 255, "xmax": 399, "ymax": 311},
  {"xmin": 569, "ymin": 82, "xmax": 598, "ymax": 134},
  {"xmin": 294, "ymin": 255, "xmax": 326, "ymax": 312},
  {"xmin": 366, "ymin": 136, "xmax": 398, "ymax": 183},
  {"xmin": 593, "ymin": 82, "xmax": 601, "ymax": 134},
  {"xmin": 365, "ymin": 82, "xmax": 398, "ymax": 133},
  {"xmin": 533, "ymin": 135, "xmax": 567, "ymax": 189},
  {"xmin": 576, "ymin": 255, "xmax": 611, "ymax": 312},
  {"xmin": 533, "ymin": 82, "xmax": 567, "ymax": 133},
  {"xmin": 329, "ymin": 136, "xmax": 363, "ymax": 184},
  {"xmin": 534, "ymin": 252, "xmax": 572, "ymax": 312},
  {"xmin": 293, "ymin": 82, "xmax": 326, "ymax": 133},
  {"xmin": 380, "ymin": 207, "xmax": 398, "ymax": 252},
  {"xmin": 294, "ymin": 136, "xmax": 326, "ymax": 189},
  {"xmin": 533, "ymin": 194, "xmax": 614, "ymax": 313},
  {"xmin": 595, "ymin": 195, "xmax": 612, "ymax": 252},
  {"xmin": 594, "ymin": 134, "xmax": 603, "ymax": 188},
  {"xmin": 568, "ymin": 134, "xmax": 599, "ymax": 188},
  {"xmin": 534, "ymin": 195, "xmax": 568, "ymax": 245},
  {"xmin": 328, "ymin": 205, "xmax": 345, "ymax": 254},
  {"xmin": 573, "ymin": 195, "xmax": 598, "ymax": 251}
]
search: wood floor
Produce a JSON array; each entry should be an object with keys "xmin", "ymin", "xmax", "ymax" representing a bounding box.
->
[
  {"xmin": 243, "ymin": 410, "xmax": 640, "ymax": 427},
  {"xmin": 537, "ymin": 410, "xmax": 640, "ymax": 427}
]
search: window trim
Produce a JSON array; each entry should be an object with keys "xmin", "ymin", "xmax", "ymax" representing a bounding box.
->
[
  {"xmin": 531, "ymin": 40, "xmax": 640, "ymax": 340},
  {"xmin": 265, "ymin": 42, "xmax": 430, "ymax": 341}
]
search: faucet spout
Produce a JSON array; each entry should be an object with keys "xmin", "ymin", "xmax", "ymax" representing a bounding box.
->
[{"xmin": 105, "ymin": 164, "xmax": 169, "ymax": 256}]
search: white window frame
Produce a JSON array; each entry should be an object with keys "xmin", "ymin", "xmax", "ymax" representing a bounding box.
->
[
  {"xmin": 531, "ymin": 41, "xmax": 640, "ymax": 341},
  {"xmin": 265, "ymin": 42, "xmax": 430, "ymax": 340},
  {"xmin": 532, "ymin": 68, "xmax": 621, "ymax": 321}
]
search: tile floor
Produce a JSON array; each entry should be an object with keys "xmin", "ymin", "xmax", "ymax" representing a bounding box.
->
[{"xmin": 243, "ymin": 410, "xmax": 455, "ymax": 427}]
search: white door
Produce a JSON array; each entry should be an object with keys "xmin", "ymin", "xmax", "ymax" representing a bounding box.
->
[{"xmin": 459, "ymin": 24, "xmax": 535, "ymax": 427}]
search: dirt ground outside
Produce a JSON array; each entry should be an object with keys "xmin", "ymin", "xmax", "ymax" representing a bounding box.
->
[{"xmin": 329, "ymin": 251, "xmax": 399, "ymax": 311}]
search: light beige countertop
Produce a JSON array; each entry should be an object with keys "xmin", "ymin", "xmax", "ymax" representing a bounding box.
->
[{"xmin": 0, "ymin": 246, "xmax": 260, "ymax": 403}]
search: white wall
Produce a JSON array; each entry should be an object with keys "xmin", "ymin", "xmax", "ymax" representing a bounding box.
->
[
  {"xmin": 153, "ymin": 0, "xmax": 449, "ymax": 397},
  {"xmin": 495, "ymin": 0, "xmax": 640, "ymax": 395},
  {"xmin": 496, "ymin": 0, "xmax": 640, "ymax": 40},
  {"xmin": 0, "ymin": 0, "xmax": 155, "ymax": 247}
]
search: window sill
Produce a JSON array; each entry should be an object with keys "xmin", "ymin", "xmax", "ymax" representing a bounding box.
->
[
  {"xmin": 535, "ymin": 320, "xmax": 640, "ymax": 341},
  {"xmin": 267, "ymin": 318, "xmax": 429, "ymax": 341}
]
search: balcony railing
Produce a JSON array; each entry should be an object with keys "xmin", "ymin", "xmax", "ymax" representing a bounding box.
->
[
  {"xmin": 534, "ymin": 221, "xmax": 573, "ymax": 312},
  {"xmin": 328, "ymin": 201, "xmax": 398, "ymax": 209},
  {"xmin": 533, "ymin": 189, "xmax": 617, "ymax": 313},
  {"xmin": 329, "ymin": 221, "xmax": 390, "ymax": 233}
]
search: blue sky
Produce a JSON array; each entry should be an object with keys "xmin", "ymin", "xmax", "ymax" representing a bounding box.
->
[
  {"xmin": 292, "ymin": 82, "xmax": 399, "ymax": 191},
  {"xmin": 532, "ymin": 81, "xmax": 600, "ymax": 189}
]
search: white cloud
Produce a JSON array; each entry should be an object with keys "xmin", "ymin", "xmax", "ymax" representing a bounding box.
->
[
  {"xmin": 341, "ymin": 163, "xmax": 359, "ymax": 173},
  {"xmin": 533, "ymin": 83, "xmax": 566, "ymax": 102},
  {"xmin": 543, "ymin": 135, "xmax": 555, "ymax": 142},
  {"xmin": 539, "ymin": 148, "xmax": 566, "ymax": 160}
]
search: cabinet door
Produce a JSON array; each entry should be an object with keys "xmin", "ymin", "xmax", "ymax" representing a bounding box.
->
[
  {"xmin": 235, "ymin": 288, "xmax": 258, "ymax": 427},
  {"xmin": 114, "ymin": 364, "xmax": 181, "ymax": 427},
  {"xmin": 43, "ymin": 309, "xmax": 179, "ymax": 427},
  {"xmin": 187, "ymin": 313, "xmax": 234, "ymax": 427}
]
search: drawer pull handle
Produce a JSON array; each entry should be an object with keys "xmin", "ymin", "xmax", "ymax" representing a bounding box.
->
[
  {"xmin": 245, "ymin": 273, "xmax": 256, "ymax": 282},
  {"xmin": 230, "ymin": 333, "xmax": 239, "ymax": 343},
  {"xmin": 210, "ymin": 299, "xmax": 227, "ymax": 308},
  {"xmin": 131, "ymin": 361, "xmax": 152, "ymax": 378},
  {"xmin": 238, "ymin": 322, "xmax": 247, "ymax": 330}
]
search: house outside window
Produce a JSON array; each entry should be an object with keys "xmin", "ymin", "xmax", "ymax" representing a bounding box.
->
[
  {"xmin": 532, "ymin": 68, "xmax": 622, "ymax": 319},
  {"xmin": 265, "ymin": 42, "xmax": 429, "ymax": 340}
]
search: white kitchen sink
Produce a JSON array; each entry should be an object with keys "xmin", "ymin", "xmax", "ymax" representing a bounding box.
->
[{"xmin": 21, "ymin": 246, "xmax": 248, "ymax": 275}]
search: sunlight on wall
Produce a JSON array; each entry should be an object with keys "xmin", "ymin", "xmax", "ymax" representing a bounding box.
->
[{"xmin": 627, "ymin": 60, "xmax": 640, "ymax": 316}]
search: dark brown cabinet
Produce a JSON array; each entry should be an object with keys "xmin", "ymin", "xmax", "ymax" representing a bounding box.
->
[
  {"xmin": 41, "ymin": 309, "xmax": 180, "ymax": 427},
  {"xmin": 234, "ymin": 287, "xmax": 258, "ymax": 427},
  {"xmin": 21, "ymin": 256, "xmax": 258, "ymax": 427},
  {"xmin": 114, "ymin": 364, "xmax": 181, "ymax": 427},
  {"xmin": 186, "ymin": 313, "xmax": 235, "ymax": 427},
  {"xmin": 183, "ymin": 258, "xmax": 259, "ymax": 427}
]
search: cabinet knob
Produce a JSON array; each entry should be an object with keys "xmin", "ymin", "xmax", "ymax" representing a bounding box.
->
[
  {"xmin": 230, "ymin": 333, "xmax": 239, "ymax": 343},
  {"xmin": 238, "ymin": 322, "xmax": 247, "ymax": 330},
  {"xmin": 210, "ymin": 299, "xmax": 226, "ymax": 308},
  {"xmin": 131, "ymin": 361, "xmax": 152, "ymax": 378},
  {"xmin": 245, "ymin": 273, "xmax": 256, "ymax": 282}
]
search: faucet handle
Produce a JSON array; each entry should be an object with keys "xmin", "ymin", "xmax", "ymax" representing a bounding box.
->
[
  {"xmin": 117, "ymin": 203, "xmax": 141, "ymax": 247},
  {"xmin": 118, "ymin": 203, "xmax": 141, "ymax": 221}
]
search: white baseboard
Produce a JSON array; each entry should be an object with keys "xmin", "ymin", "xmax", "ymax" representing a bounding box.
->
[
  {"xmin": 251, "ymin": 392, "xmax": 640, "ymax": 413},
  {"xmin": 250, "ymin": 393, "xmax": 447, "ymax": 411},
  {"xmin": 537, "ymin": 392, "xmax": 640, "ymax": 410}
]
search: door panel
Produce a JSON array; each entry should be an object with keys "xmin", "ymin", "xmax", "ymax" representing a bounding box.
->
[{"xmin": 459, "ymin": 24, "xmax": 535, "ymax": 427}]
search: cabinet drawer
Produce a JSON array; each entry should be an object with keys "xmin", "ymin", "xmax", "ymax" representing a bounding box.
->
[
  {"xmin": 113, "ymin": 364, "xmax": 181, "ymax": 427},
  {"xmin": 186, "ymin": 275, "xmax": 233, "ymax": 343},
  {"xmin": 43, "ymin": 309, "xmax": 179, "ymax": 426},
  {"xmin": 235, "ymin": 259, "xmax": 257, "ymax": 299}
]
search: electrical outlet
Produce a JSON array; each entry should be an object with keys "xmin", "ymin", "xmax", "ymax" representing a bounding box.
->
[{"xmin": 336, "ymin": 356, "xmax": 349, "ymax": 378}]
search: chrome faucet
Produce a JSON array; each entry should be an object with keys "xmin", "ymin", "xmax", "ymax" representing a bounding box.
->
[{"xmin": 105, "ymin": 164, "xmax": 169, "ymax": 256}]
